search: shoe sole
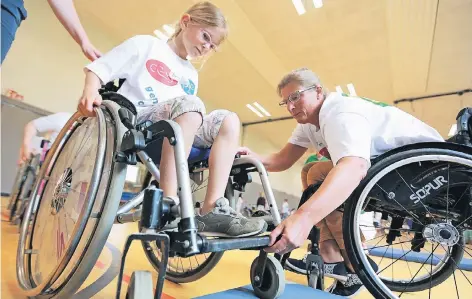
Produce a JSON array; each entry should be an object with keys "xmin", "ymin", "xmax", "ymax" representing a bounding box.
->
[{"xmin": 198, "ymin": 222, "xmax": 268, "ymax": 238}]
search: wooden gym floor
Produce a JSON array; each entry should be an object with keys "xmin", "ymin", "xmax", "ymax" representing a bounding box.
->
[{"xmin": 1, "ymin": 197, "xmax": 471, "ymax": 298}]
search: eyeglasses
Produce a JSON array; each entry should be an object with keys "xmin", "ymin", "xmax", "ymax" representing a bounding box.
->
[
  {"xmin": 278, "ymin": 86, "xmax": 316, "ymax": 107},
  {"xmin": 201, "ymin": 29, "xmax": 219, "ymax": 52}
]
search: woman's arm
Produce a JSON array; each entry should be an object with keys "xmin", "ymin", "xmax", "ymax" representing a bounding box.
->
[
  {"xmin": 47, "ymin": 0, "xmax": 101, "ymax": 61},
  {"xmin": 239, "ymin": 143, "xmax": 307, "ymax": 172}
]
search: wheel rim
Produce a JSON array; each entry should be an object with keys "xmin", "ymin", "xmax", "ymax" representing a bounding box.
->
[
  {"xmin": 351, "ymin": 154, "xmax": 472, "ymax": 298},
  {"xmin": 17, "ymin": 110, "xmax": 108, "ymax": 296}
]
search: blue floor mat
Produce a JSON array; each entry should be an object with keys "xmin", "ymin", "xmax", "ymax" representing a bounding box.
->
[
  {"xmin": 193, "ymin": 283, "xmax": 341, "ymax": 298},
  {"xmin": 368, "ymin": 247, "xmax": 472, "ymax": 271}
]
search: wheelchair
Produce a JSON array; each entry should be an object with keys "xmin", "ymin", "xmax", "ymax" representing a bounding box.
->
[
  {"xmin": 15, "ymin": 90, "xmax": 286, "ymax": 299},
  {"xmin": 283, "ymin": 107, "xmax": 472, "ymax": 298},
  {"xmin": 8, "ymin": 139, "xmax": 49, "ymax": 225}
]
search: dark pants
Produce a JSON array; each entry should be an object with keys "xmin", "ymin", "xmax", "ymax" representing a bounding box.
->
[{"xmin": 1, "ymin": 6, "xmax": 23, "ymax": 64}]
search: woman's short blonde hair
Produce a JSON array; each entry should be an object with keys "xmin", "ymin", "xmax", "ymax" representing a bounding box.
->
[{"xmin": 277, "ymin": 68, "xmax": 328, "ymax": 97}]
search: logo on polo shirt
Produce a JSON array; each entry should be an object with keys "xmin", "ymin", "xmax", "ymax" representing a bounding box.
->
[{"xmin": 319, "ymin": 147, "xmax": 331, "ymax": 159}]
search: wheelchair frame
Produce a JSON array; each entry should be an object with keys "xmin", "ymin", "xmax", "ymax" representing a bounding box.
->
[{"xmin": 16, "ymin": 99, "xmax": 285, "ymax": 299}]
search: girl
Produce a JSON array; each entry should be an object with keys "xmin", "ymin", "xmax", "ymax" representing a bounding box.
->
[{"xmin": 77, "ymin": 1, "xmax": 266, "ymax": 238}]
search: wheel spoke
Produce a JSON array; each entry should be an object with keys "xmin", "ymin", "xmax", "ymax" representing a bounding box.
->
[
  {"xmin": 395, "ymin": 169, "xmax": 438, "ymax": 225},
  {"xmin": 446, "ymin": 164, "xmax": 450, "ymax": 223},
  {"xmin": 374, "ymin": 183, "xmax": 425, "ymax": 226},
  {"xmin": 400, "ymin": 242, "xmax": 414, "ymax": 277},
  {"xmin": 429, "ymin": 243, "xmax": 433, "ymax": 299},
  {"xmin": 377, "ymin": 240, "xmax": 428, "ymax": 276},
  {"xmin": 399, "ymin": 244, "xmax": 439, "ymax": 296}
]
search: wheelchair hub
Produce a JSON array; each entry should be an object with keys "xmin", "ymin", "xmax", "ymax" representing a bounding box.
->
[
  {"xmin": 423, "ymin": 222, "xmax": 460, "ymax": 246},
  {"xmin": 51, "ymin": 167, "xmax": 73, "ymax": 215}
]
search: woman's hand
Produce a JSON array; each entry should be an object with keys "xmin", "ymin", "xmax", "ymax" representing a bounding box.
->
[
  {"xmin": 265, "ymin": 211, "xmax": 314, "ymax": 255},
  {"xmin": 81, "ymin": 41, "xmax": 102, "ymax": 61},
  {"xmin": 237, "ymin": 146, "xmax": 253, "ymax": 156}
]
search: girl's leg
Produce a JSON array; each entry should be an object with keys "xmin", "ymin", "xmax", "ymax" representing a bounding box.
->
[
  {"xmin": 137, "ymin": 96, "xmax": 205, "ymax": 198},
  {"xmin": 200, "ymin": 113, "xmax": 240, "ymax": 214},
  {"xmin": 159, "ymin": 112, "xmax": 202, "ymax": 197},
  {"xmin": 194, "ymin": 110, "xmax": 265, "ymax": 237}
]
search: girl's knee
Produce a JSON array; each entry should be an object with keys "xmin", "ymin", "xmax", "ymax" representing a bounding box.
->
[{"xmin": 216, "ymin": 110, "xmax": 240, "ymax": 135}]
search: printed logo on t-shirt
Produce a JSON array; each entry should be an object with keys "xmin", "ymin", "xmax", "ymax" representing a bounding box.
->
[
  {"xmin": 180, "ymin": 78, "xmax": 196, "ymax": 95},
  {"xmin": 319, "ymin": 147, "xmax": 331, "ymax": 159},
  {"xmin": 144, "ymin": 86, "xmax": 158, "ymax": 104},
  {"xmin": 146, "ymin": 59, "xmax": 178, "ymax": 86}
]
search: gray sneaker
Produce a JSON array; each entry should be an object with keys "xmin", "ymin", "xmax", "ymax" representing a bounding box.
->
[{"xmin": 195, "ymin": 198, "xmax": 267, "ymax": 238}]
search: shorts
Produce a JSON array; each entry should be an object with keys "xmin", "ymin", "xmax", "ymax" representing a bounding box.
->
[
  {"xmin": 136, "ymin": 95, "xmax": 234, "ymax": 148},
  {"xmin": 315, "ymin": 211, "xmax": 345, "ymax": 249},
  {"xmin": 301, "ymin": 161, "xmax": 346, "ymax": 248}
]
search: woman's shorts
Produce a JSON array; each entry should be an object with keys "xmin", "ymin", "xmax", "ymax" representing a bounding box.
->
[{"xmin": 136, "ymin": 95, "xmax": 234, "ymax": 149}]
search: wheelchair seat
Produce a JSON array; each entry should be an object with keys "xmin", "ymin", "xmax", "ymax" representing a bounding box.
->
[
  {"xmin": 143, "ymin": 137, "xmax": 211, "ymax": 167},
  {"xmin": 188, "ymin": 146, "xmax": 211, "ymax": 164}
]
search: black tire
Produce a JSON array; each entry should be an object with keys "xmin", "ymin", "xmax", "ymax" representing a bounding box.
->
[
  {"xmin": 250, "ymin": 255, "xmax": 285, "ymax": 299},
  {"xmin": 343, "ymin": 147, "xmax": 471, "ymax": 298},
  {"xmin": 16, "ymin": 102, "xmax": 127, "ymax": 297},
  {"xmin": 139, "ymin": 172, "xmax": 227, "ymax": 283},
  {"xmin": 126, "ymin": 271, "xmax": 154, "ymax": 299},
  {"xmin": 10, "ymin": 160, "xmax": 37, "ymax": 222}
]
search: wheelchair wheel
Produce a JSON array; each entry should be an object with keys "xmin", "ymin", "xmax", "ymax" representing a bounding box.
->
[
  {"xmin": 126, "ymin": 271, "xmax": 154, "ymax": 299},
  {"xmin": 16, "ymin": 101, "xmax": 127, "ymax": 298},
  {"xmin": 8, "ymin": 161, "xmax": 30, "ymax": 220},
  {"xmin": 8, "ymin": 163, "xmax": 27, "ymax": 210},
  {"xmin": 10, "ymin": 155, "xmax": 40, "ymax": 223},
  {"xmin": 139, "ymin": 172, "xmax": 226, "ymax": 283},
  {"xmin": 250, "ymin": 255, "xmax": 285, "ymax": 299},
  {"xmin": 343, "ymin": 147, "xmax": 472, "ymax": 298}
]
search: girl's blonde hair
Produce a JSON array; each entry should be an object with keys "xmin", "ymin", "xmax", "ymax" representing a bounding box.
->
[
  {"xmin": 277, "ymin": 68, "xmax": 329, "ymax": 97},
  {"xmin": 170, "ymin": 1, "xmax": 228, "ymax": 43}
]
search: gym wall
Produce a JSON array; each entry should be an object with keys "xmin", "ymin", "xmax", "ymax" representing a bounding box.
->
[
  {"xmin": 1, "ymin": 97, "xmax": 51, "ymax": 194},
  {"xmin": 1, "ymin": 0, "xmax": 119, "ymax": 113}
]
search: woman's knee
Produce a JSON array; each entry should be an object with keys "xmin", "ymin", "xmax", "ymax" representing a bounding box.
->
[{"xmin": 306, "ymin": 161, "xmax": 332, "ymax": 185}]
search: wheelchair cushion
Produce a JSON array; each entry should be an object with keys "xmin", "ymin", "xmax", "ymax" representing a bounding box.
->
[
  {"xmin": 188, "ymin": 146, "xmax": 211, "ymax": 163},
  {"xmin": 143, "ymin": 137, "xmax": 211, "ymax": 165}
]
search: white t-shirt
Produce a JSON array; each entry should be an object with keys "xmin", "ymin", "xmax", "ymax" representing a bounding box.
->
[
  {"xmin": 86, "ymin": 35, "xmax": 199, "ymax": 113},
  {"xmin": 282, "ymin": 202, "xmax": 290, "ymax": 214},
  {"xmin": 289, "ymin": 92, "xmax": 444, "ymax": 166},
  {"xmin": 32, "ymin": 112, "xmax": 73, "ymax": 143}
]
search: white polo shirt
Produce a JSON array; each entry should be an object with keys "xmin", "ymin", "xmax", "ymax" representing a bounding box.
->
[{"xmin": 289, "ymin": 92, "xmax": 444, "ymax": 166}]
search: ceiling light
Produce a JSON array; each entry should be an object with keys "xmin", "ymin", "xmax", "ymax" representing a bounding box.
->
[
  {"xmin": 448, "ymin": 124, "xmax": 457, "ymax": 137},
  {"xmin": 347, "ymin": 83, "xmax": 357, "ymax": 96},
  {"xmin": 335, "ymin": 86, "xmax": 344, "ymax": 93},
  {"xmin": 246, "ymin": 104, "xmax": 264, "ymax": 118},
  {"xmin": 313, "ymin": 0, "xmax": 323, "ymax": 8},
  {"xmin": 162, "ymin": 24, "xmax": 175, "ymax": 36},
  {"xmin": 253, "ymin": 102, "xmax": 271, "ymax": 117},
  {"xmin": 154, "ymin": 29, "xmax": 168, "ymax": 41},
  {"xmin": 292, "ymin": 0, "xmax": 306, "ymax": 15}
]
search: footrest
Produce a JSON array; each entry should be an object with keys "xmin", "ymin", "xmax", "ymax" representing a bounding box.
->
[{"xmin": 199, "ymin": 235, "xmax": 271, "ymax": 253}]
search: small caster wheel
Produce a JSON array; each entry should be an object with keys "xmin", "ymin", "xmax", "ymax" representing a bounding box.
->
[
  {"xmin": 126, "ymin": 271, "xmax": 154, "ymax": 299},
  {"xmin": 250, "ymin": 255, "xmax": 285, "ymax": 299}
]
